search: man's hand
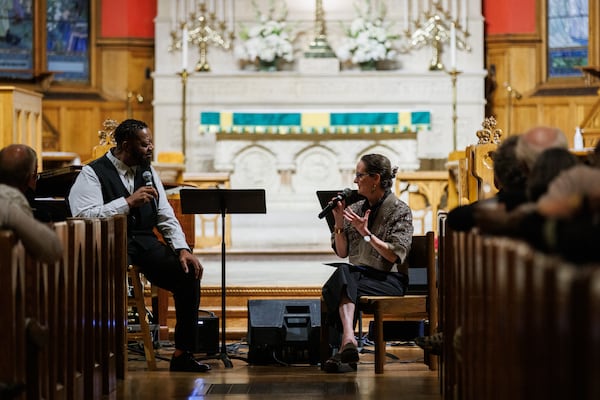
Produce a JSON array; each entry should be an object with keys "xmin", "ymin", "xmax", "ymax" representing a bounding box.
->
[
  {"xmin": 179, "ymin": 249, "xmax": 203, "ymax": 279},
  {"xmin": 126, "ymin": 186, "xmax": 157, "ymax": 209}
]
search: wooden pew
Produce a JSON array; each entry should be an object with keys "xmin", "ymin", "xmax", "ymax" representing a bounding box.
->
[
  {"xmin": 0, "ymin": 231, "xmax": 27, "ymax": 398},
  {"xmin": 1, "ymin": 216, "xmax": 127, "ymax": 400},
  {"xmin": 441, "ymin": 226, "xmax": 600, "ymax": 400}
]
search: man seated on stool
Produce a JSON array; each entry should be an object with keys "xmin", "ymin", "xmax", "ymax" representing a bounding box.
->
[{"xmin": 68, "ymin": 119, "xmax": 210, "ymax": 372}]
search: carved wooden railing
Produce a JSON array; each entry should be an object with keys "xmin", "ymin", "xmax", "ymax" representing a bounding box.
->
[
  {"xmin": 446, "ymin": 117, "xmax": 502, "ymax": 209},
  {"xmin": 440, "ymin": 225, "xmax": 600, "ymax": 400},
  {"xmin": 0, "ymin": 216, "xmax": 127, "ymax": 400},
  {"xmin": 396, "ymin": 171, "xmax": 448, "ymax": 235}
]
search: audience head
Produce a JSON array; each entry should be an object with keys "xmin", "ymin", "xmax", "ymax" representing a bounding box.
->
[
  {"xmin": 526, "ymin": 147, "xmax": 579, "ymax": 202},
  {"xmin": 0, "ymin": 144, "xmax": 38, "ymax": 193},
  {"xmin": 491, "ymin": 135, "xmax": 527, "ymax": 194},
  {"xmin": 113, "ymin": 119, "xmax": 153, "ymax": 168},
  {"xmin": 515, "ymin": 126, "xmax": 568, "ymax": 172},
  {"xmin": 358, "ymin": 153, "xmax": 397, "ymax": 191}
]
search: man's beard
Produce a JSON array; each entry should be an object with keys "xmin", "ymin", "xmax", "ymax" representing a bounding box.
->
[{"xmin": 139, "ymin": 156, "xmax": 151, "ymax": 169}]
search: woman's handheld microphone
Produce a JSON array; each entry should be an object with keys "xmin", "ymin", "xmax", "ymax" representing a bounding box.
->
[{"xmin": 318, "ymin": 188, "xmax": 352, "ymax": 219}]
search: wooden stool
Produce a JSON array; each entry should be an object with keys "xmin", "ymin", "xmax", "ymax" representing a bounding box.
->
[{"xmin": 127, "ymin": 265, "xmax": 157, "ymax": 370}]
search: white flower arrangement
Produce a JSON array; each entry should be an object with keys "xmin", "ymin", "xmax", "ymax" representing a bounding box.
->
[
  {"xmin": 336, "ymin": 1, "xmax": 399, "ymax": 66},
  {"xmin": 234, "ymin": 0, "xmax": 295, "ymax": 65}
]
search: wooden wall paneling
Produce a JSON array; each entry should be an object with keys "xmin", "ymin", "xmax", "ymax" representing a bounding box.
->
[
  {"xmin": 536, "ymin": 101, "xmax": 572, "ymax": 133},
  {"xmin": 510, "ymin": 104, "xmax": 538, "ymax": 134},
  {"xmin": 100, "ymin": 50, "xmax": 129, "ymax": 100},
  {"xmin": 42, "ymin": 100, "xmax": 127, "ymax": 161}
]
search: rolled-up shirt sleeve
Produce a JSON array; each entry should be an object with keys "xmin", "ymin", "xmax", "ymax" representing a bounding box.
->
[
  {"xmin": 152, "ymin": 168, "xmax": 189, "ymax": 250},
  {"xmin": 0, "ymin": 200, "xmax": 63, "ymax": 263},
  {"xmin": 68, "ymin": 165, "xmax": 129, "ymax": 218}
]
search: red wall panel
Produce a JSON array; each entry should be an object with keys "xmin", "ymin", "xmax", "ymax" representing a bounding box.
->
[
  {"xmin": 101, "ymin": 0, "xmax": 156, "ymax": 38},
  {"xmin": 484, "ymin": 0, "xmax": 537, "ymax": 35}
]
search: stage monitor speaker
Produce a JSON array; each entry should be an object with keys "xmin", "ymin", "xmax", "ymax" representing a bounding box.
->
[
  {"xmin": 247, "ymin": 299, "xmax": 320, "ymax": 365},
  {"xmin": 195, "ymin": 310, "xmax": 219, "ymax": 354}
]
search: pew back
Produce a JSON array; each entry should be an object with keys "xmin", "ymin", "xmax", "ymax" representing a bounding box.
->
[
  {"xmin": 0, "ymin": 216, "xmax": 127, "ymax": 400},
  {"xmin": 441, "ymin": 226, "xmax": 600, "ymax": 400}
]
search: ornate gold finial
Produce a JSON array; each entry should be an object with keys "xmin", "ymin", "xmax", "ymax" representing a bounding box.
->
[
  {"xmin": 98, "ymin": 119, "xmax": 119, "ymax": 146},
  {"xmin": 476, "ymin": 116, "xmax": 503, "ymax": 144}
]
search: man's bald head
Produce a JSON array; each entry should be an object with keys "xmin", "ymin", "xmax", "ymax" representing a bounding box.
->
[
  {"xmin": 515, "ymin": 126, "xmax": 568, "ymax": 172},
  {"xmin": 0, "ymin": 144, "xmax": 38, "ymax": 193}
]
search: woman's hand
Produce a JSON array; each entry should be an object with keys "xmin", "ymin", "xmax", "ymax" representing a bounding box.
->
[{"xmin": 343, "ymin": 208, "xmax": 371, "ymax": 236}]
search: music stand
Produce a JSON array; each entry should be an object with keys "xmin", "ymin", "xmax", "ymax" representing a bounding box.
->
[{"xmin": 180, "ymin": 188, "xmax": 267, "ymax": 368}]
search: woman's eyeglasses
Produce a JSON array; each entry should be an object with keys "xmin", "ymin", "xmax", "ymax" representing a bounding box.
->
[{"xmin": 355, "ymin": 172, "xmax": 370, "ymax": 179}]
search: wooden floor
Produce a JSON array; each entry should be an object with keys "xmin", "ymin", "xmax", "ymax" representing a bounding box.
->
[{"xmin": 114, "ymin": 343, "xmax": 442, "ymax": 399}]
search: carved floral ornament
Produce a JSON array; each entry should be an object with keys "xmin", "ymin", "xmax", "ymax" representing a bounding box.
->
[
  {"xmin": 476, "ymin": 116, "xmax": 503, "ymax": 144},
  {"xmin": 98, "ymin": 119, "xmax": 119, "ymax": 146}
]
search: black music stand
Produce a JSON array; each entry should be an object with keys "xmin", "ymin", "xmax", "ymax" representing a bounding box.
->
[{"xmin": 180, "ymin": 188, "xmax": 267, "ymax": 368}]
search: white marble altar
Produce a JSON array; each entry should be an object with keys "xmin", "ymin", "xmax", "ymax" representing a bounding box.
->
[{"xmin": 153, "ymin": 0, "xmax": 486, "ymax": 249}]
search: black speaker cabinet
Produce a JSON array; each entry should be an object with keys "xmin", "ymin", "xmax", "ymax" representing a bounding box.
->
[
  {"xmin": 195, "ymin": 310, "xmax": 219, "ymax": 354},
  {"xmin": 247, "ymin": 299, "xmax": 320, "ymax": 365}
]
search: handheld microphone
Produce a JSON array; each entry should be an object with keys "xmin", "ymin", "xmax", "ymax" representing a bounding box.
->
[
  {"xmin": 142, "ymin": 171, "xmax": 153, "ymax": 187},
  {"xmin": 142, "ymin": 170, "xmax": 158, "ymax": 210},
  {"xmin": 318, "ymin": 188, "xmax": 352, "ymax": 219}
]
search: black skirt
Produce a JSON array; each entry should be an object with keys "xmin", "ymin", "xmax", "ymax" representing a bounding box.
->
[{"xmin": 321, "ymin": 263, "xmax": 408, "ymax": 332}]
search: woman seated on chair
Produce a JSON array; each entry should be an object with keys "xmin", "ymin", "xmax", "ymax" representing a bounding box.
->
[{"xmin": 322, "ymin": 153, "xmax": 413, "ymax": 373}]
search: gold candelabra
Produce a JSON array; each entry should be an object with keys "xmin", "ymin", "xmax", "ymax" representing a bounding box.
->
[
  {"xmin": 169, "ymin": 1, "xmax": 234, "ymax": 72},
  {"xmin": 404, "ymin": 1, "xmax": 470, "ymax": 71}
]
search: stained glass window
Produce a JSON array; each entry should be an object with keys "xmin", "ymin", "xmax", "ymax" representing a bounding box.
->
[
  {"xmin": 0, "ymin": 0, "xmax": 89, "ymax": 82},
  {"xmin": 547, "ymin": 0, "xmax": 589, "ymax": 78},
  {"xmin": 0, "ymin": 0, "xmax": 33, "ymax": 79},
  {"xmin": 46, "ymin": 0, "xmax": 90, "ymax": 82}
]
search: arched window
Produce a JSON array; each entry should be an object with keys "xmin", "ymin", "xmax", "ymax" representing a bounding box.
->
[{"xmin": 0, "ymin": 0, "xmax": 91, "ymax": 83}]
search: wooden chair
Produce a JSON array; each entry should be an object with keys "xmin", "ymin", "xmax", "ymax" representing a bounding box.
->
[
  {"xmin": 320, "ymin": 231, "xmax": 437, "ymax": 374},
  {"xmin": 126, "ymin": 265, "xmax": 157, "ymax": 370}
]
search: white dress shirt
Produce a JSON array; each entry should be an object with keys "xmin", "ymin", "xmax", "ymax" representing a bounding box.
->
[{"xmin": 68, "ymin": 151, "xmax": 189, "ymax": 250}]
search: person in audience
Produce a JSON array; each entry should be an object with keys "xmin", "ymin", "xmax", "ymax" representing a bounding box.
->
[
  {"xmin": 525, "ymin": 147, "xmax": 579, "ymax": 202},
  {"xmin": 68, "ymin": 119, "xmax": 210, "ymax": 373},
  {"xmin": 474, "ymin": 140, "xmax": 600, "ymax": 263},
  {"xmin": 446, "ymin": 135, "xmax": 528, "ymax": 232},
  {"xmin": 470, "ymin": 126, "xmax": 569, "ymax": 235},
  {"xmin": 321, "ymin": 153, "xmax": 413, "ymax": 373},
  {"xmin": 418, "ymin": 126, "xmax": 569, "ymax": 355},
  {"xmin": 519, "ymin": 141, "xmax": 600, "ymax": 263},
  {"xmin": 0, "ymin": 144, "xmax": 62, "ymax": 263},
  {"xmin": 515, "ymin": 125, "xmax": 569, "ymax": 174}
]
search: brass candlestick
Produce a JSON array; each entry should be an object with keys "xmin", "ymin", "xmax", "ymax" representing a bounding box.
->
[
  {"xmin": 447, "ymin": 68, "xmax": 462, "ymax": 151},
  {"xmin": 178, "ymin": 69, "xmax": 189, "ymax": 156},
  {"xmin": 304, "ymin": 0, "xmax": 336, "ymax": 58}
]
